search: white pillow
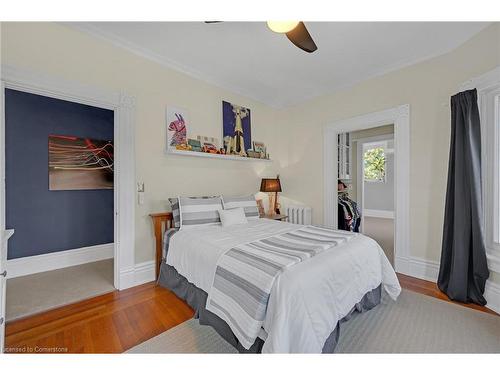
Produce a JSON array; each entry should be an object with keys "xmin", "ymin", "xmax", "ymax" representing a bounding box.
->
[{"xmin": 218, "ymin": 207, "xmax": 248, "ymax": 227}]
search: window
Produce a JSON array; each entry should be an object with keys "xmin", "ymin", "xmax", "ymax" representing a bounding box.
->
[
  {"xmin": 477, "ymin": 68, "xmax": 500, "ymax": 272},
  {"xmin": 496, "ymin": 97, "xmax": 500, "ymax": 245},
  {"xmin": 492, "ymin": 96, "xmax": 500, "ymax": 247},
  {"xmin": 363, "ymin": 145, "xmax": 386, "ymax": 182}
]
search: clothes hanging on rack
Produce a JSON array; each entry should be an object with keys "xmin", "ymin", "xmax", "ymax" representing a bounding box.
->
[{"xmin": 338, "ymin": 193, "xmax": 361, "ymax": 232}]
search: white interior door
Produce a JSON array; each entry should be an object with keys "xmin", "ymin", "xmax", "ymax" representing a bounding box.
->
[{"xmin": 0, "ymin": 229, "xmax": 13, "ymax": 353}]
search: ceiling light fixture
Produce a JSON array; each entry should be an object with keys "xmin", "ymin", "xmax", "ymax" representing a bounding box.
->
[
  {"xmin": 266, "ymin": 21, "xmax": 299, "ymax": 34},
  {"xmin": 206, "ymin": 21, "xmax": 317, "ymax": 53}
]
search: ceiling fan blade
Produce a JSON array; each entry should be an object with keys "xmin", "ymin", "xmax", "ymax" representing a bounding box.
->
[
  {"xmin": 204, "ymin": 21, "xmax": 223, "ymax": 23},
  {"xmin": 285, "ymin": 22, "xmax": 317, "ymax": 53}
]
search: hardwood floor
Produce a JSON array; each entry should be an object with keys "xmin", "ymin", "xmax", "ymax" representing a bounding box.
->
[
  {"xmin": 397, "ymin": 273, "xmax": 498, "ymax": 316},
  {"xmin": 4, "ymin": 274, "xmax": 497, "ymax": 353},
  {"xmin": 4, "ymin": 282, "xmax": 194, "ymax": 353}
]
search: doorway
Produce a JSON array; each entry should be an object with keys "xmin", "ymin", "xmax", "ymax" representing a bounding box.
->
[
  {"xmin": 323, "ymin": 105, "xmax": 410, "ymax": 274},
  {"xmin": 360, "ymin": 131, "xmax": 395, "ymax": 264},
  {"xmin": 337, "ymin": 126, "xmax": 395, "ymax": 264},
  {"xmin": 3, "ymin": 88, "xmax": 116, "ymax": 321},
  {"xmin": 0, "ymin": 67, "xmax": 136, "ymax": 347}
]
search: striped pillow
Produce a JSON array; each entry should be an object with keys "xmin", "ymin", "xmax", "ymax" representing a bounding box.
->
[
  {"xmin": 222, "ymin": 195, "xmax": 260, "ymax": 220},
  {"xmin": 178, "ymin": 196, "xmax": 223, "ymax": 229},
  {"xmin": 169, "ymin": 196, "xmax": 219, "ymax": 228},
  {"xmin": 168, "ymin": 198, "xmax": 181, "ymax": 228}
]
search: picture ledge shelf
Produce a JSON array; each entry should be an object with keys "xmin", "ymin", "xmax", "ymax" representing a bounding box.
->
[{"xmin": 167, "ymin": 148, "xmax": 273, "ymax": 162}]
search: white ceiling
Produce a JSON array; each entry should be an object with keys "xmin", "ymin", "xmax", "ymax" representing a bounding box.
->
[{"xmin": 70, "ymin": 22, "xmax": 489, "ymax": 108}]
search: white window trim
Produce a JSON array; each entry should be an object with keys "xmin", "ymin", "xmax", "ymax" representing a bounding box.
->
[{"xmin": 461, "ymin": 66, "xmax": 500, "ymax": 273}]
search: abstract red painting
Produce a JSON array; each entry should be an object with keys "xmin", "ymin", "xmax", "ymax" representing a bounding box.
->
[{"xmin": 48, "ymin": 135, "xmax": 114, "ymax": 190}]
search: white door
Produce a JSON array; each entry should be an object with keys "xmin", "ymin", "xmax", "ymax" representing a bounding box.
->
[{"xmin": 0, "ymin": 229, "xmax": 14, "ymax": 353}]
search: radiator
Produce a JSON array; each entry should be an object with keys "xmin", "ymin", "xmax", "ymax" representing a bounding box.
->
[{"xmin": 285, "ymin": 206, "xmax": 312, "ymax": 225}]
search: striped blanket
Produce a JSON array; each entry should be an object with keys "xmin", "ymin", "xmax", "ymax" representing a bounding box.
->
[{"xmin": 205, "ymin": 225, "xmax": 357, "ymax": 349}]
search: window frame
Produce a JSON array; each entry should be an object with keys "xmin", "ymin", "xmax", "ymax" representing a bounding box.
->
[
  {"xmin": 481, "ymin": 87, "xmax": 500, "ymax": 255},
  {"xmin": 467, "ymin": 67, "xmax": 500, "ymax": 273}
]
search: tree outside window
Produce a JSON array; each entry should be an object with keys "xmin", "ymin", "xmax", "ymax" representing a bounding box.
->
[{"xmin": 364, "ymin": 147, "xmax": 386, "ymax": 182}]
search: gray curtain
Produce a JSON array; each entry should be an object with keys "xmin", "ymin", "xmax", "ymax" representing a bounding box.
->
[{"xmin": 438, "ymin": 88, "xmax": 489, "ymax": 305}]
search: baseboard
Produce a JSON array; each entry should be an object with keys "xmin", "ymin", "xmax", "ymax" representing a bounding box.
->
[
  {"xmin": 6, "ymin": 243, "xmax": 114, "ymax": 279},
  {"xmin": 396, "ymin": 255, "xmax": 500, "ymax": 314},
  {"xmin": 364, "ymin": 209, "xmax": 394, "ymax": 219},
  {"xmin": 395, "ymin": 255, "xmax": 439, "ymax": 282},
  {"xmin": 409, "ymin": 256, "xmax": 439, "ymax": 282},
  {"xmin": 119, "ymin": 260, "xmax": 156, "ymax": 290},
  {"xmin": 484, "ymin": 280, "xmax": 500, "ymax": 314}
]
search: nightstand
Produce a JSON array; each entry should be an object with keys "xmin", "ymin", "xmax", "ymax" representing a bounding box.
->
[{"xmin": 261, "ymin": 214, "xmax": 288, "ymax": 221}]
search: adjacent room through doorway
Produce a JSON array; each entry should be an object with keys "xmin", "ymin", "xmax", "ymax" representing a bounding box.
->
[
  {"xmin": 3, "ymin": 89, "xmax": 116, "ymax": 321},
  {"xmin": 337, "ymin": 125, "xmax": 395, "ymax": 265}
]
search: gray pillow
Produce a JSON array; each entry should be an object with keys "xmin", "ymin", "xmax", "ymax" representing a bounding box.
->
[{"xmin": 169, "ymin": 195, "xmax": 221, "ymax": 228}]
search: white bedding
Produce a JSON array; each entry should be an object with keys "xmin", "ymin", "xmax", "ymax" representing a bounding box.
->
[{"xmin": 166, "ymin": 218, "xmax": 401, "ymax": 353}]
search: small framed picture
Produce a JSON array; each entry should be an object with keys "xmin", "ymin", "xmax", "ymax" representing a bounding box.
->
[{"xmin": 166, "ymin": 106, "xmax": 189, "ymax": 150}]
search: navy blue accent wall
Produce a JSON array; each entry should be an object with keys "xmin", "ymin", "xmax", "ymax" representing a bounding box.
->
[{"xmin": 5, "ymin": 89, "xmax": 114, "ymax": 260}]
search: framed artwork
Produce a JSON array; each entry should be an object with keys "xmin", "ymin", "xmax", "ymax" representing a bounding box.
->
[
  {"xmin": 48, "ymin": 134, "xmax": 114, "ymax": 191},
  {"xmin": 166, "ymin": 106, "xmax": 189, "ymax": 150},
  {"xmin": 222, "ymin": 101, "xmax": 251, "ymax": 156}
]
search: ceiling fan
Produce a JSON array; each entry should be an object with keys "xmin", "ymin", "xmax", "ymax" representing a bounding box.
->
[{"xmin": 205, "ymin": 21, "xmax": 318, "ymax": 53}]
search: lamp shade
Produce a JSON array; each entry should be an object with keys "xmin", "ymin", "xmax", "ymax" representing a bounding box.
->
[
  {"xmin": 260, "ymin": 178, "xmax": 282, "ymax": 193},
  {"xmin": 266, "ymin": 21, "xmax": 299, "ymax": 34}
]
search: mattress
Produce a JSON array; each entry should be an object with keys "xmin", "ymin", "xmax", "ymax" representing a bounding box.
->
[
  {"xmin": 165, "ymin": 218, "xmax": 401, "ymax": 352},
  {"xmin": 157, "ymin": 261, "xmax": 382, "ymax": 353}
]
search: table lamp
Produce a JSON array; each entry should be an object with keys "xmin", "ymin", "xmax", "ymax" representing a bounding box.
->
[{"xmin": 260, "ymin": 175, "xmax": 282, "ymax": 215}]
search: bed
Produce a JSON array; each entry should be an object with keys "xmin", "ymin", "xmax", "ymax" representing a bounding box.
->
[{"xmin": 150, "ymin": 211, "xmax": 400, "ymax": 353}]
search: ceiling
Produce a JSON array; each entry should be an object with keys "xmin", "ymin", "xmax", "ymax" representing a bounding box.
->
[{"xmin": 70, "ymin": 22, "xmax": 489, "ymax": 108}]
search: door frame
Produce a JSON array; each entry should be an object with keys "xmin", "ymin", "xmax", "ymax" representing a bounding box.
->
[
  {"xmin": 323, "ymin": 105, "xmax": 410, "ymax": 274},
  {"xmin": 0, "ymin": 65, "xmax": 136, "ymax": 290}
]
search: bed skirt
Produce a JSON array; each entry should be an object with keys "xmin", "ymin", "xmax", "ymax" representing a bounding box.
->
[{"xmin": 158, "ymin": 261, "xmax": 381, "ymax": 353}]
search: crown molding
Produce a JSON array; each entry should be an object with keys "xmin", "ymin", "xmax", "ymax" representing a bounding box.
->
[
  {"xmin": 61, "ymin": 22, "xmax": 491, "ymax": 109},
  {"xmin": 61, "ymin": 22, "xmax": 277, "ymax": 109}
]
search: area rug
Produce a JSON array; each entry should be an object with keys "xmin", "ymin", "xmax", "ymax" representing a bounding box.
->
[
  {"xmin": 127, "ymin": 289, "xmax": 500, "ymax": 353},
  {"xmin": 6, "ymin": 259, "xmax": 115, "ymax": 321}
]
